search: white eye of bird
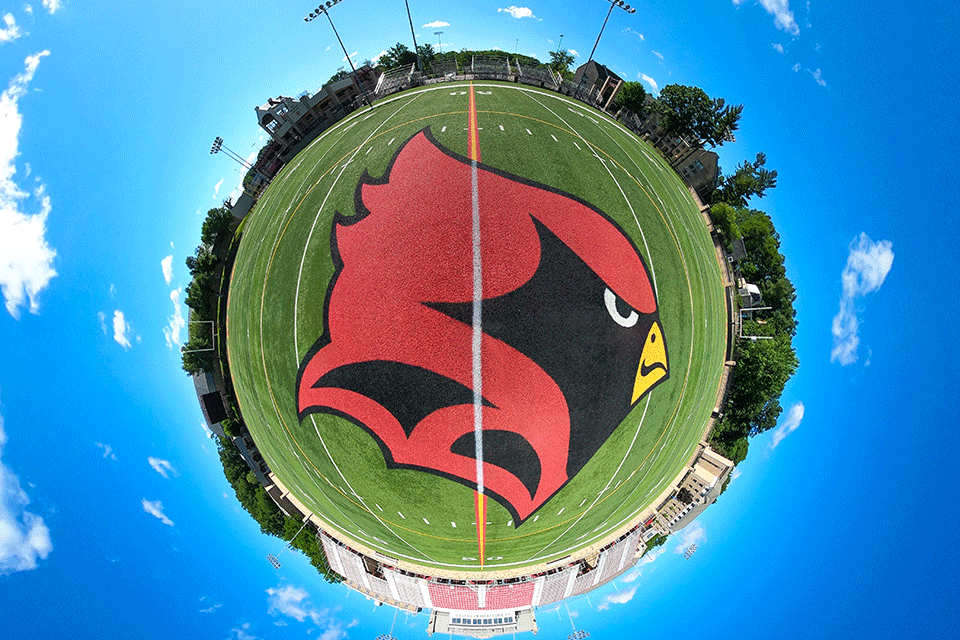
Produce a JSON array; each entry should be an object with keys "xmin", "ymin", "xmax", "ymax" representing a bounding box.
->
[{"xmin": 604, "ymin": 287, "xmax": 638, "ymax": 328}]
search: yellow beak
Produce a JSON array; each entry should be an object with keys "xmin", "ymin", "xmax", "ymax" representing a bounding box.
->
[{"xmin": 632, "ymin": 321, "xmax": 668, "ymax": 403}]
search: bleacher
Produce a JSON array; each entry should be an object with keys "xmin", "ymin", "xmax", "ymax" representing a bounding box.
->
[
  {"xmin": 428, "ymin": 583, "xmax": 480, "ymax": 610},
  {"xmin": 536, "ymin": 567, "xmax": 574, "ymax": 606},
  {"xmin": 375, "ymin": 63, "xmax": 418, "ymax": 97},
  {"xmin": 390, "ymin": 570, "xmax": 428, "ymax": 608},
  {"xmin": 485, "ymin": 582, "xmax": 535, "ymax": 609}
]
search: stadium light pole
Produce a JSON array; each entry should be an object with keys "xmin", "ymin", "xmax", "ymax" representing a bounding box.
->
[
  {"xmin": 210, "ymin": 136, "xmax": 252, "ymax": 170},
  {"xmin": 304, "ymin": 1, "xmax": 372, "ymax": 109},
  {"xmin": 375, "ymin": 607, "xmax": 399, "ymax": 640},
  {"xmin": 266, "ymin": 518, "xmax": 312, "ymax": 569},
  {"xmin": 404, "ymin": 0, "xmax": 423, "ymax": 72},
  {"xmin": 434, "ymin": 30, "xmax": 444, "ymax": 54},
  {"xmin": 574, "ymin": 0, "xmax": 636, "ymax": 100}
]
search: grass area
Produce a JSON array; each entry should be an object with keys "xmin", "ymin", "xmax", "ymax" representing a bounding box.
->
[{"xmin": 226, "ymin": 82, "xmax": 726, "ymax": 573}]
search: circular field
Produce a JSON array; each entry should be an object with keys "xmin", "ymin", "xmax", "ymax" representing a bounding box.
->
[{"xmin": 227, "ymin": 82, "xmax": 727, "ymax": 575}]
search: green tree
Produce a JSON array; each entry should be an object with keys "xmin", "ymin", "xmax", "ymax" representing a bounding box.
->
[
  {"xmin": 378, "ymin": 42, "xmax": 417, "ymax": 70},
  {"xmin": 712, "ymin": 152, "xmax": 778, "ymax": 208},
  {"xmin": 612, "ymin": 81, "xmax": 649, "ymax": 117},
  {"xmin": 416, "ymin": 43, "xmax": 436, "ymax": 69},
  {"xmin": 200, "ymin": 206, "xmax": 233, "ymax": 247},
  {"xmin": 654, "ymin": 84, "xmax": 743, "ymax": 148},
  {"xmin": 326, "ymin": 69, "xmax": 351, "ymax": 84},
  {"xmin": 549, "ymin": 49, "xmax": 575, "ymax": 77}
]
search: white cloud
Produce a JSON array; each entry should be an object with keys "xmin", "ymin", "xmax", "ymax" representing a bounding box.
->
[
  {"xmin": 791, "ymin": 62, "xmax": 801, "ymax": 72},
  {"xmin": 341, "ymin": 51, "xmax": 358, "ymax": 62},
  {"xmin": 141, "ymin": 499, "xmax": 174, "ymax": 526},
  {"xmin": 770, "ymin": 401, "xmax": 804, "ymax": 449},
  {"xmin": 0, "ymin": 13, "xmax": 24, "ymax": 43},
  {"xmin": 772, "ymin": 43, "xmax": 784, "ymax": 53},
  {"xmin": 734, "ymin": 0, "xmax": 800, "ymax": 36},
  {"xmin": 112, "ymin": 309, "xmax": 132, "ymax": 349},
  {"xmin": 598, "ymin": 586, "xmax": 637, "ymax": 610},
  {"xmin": 623, "ymin": 27, "xmax": 645, "ymax": 41},
  {"xmin": 371, "ymin": 50, "xmax": 388, "ymax": 63},
  {"xmin": 163, "ymin": 288, "xmax": 185, "ymax": 349},
  {"xmin": 213, "ymin": 177, "xmax": 223, "ymax": 199},
  {"xmin": 568, "ymin": 49, "xmax": 579, "ymax": 58},
  {"xmin": 148, "ymin": 457, "xmax": 178, "ymax": 478},
  {"xmin": 41, "ymin": 0, "xmax": 61, "ymax": 14},
  {"xmin": 229, "ymin": 623, "xmax": 260, "ymax": 640},
  {"xmin": 674, "ymin": 521, "xmax": 706, "ymax": 554},
  {"xmin": 267, "ymin": 584, "xmax": 349, "ymax": 639},
  {"xmin": 809, "ymin": 67, "xmax": 827, "ymax": 86},
  {"xmin": 95, "ymin": 442, "xmax": 117, "ymax": 461},
  {"xmin": 0, "ymin": 406, "xmax": 54, "ymax": 574},
  {"xmin": 199, "ymin": 603, "xmax": 222, "ymax": 613},
  {"xmin": 0, "ymin": 51, "xmax": 57, "ymax": 319},
  {"xmin": 730, "ymin": 465, "xmax": 742, "ymax": 480},
  {"xmin": 621, "ymin": 543, "xmax": 666, "ymax": 583},
  {"xmin": 831, "ymin": 233, "xmax": 894, "ymax": 365},
  {"xmin": 161, "ymin": 254, "xmax": 173, "ymax": 284},
  {"xmin": 24, "ymin": 6, "xmax": 33, "ymax": 16},
  {"xmin": 640, "ymin": 73, "xmax": 658, "ymax": 93},
  {"xmin": 651, "ymin": 50, "xmax": 664, "ymax": 61},
  {"xmin": 498, "ymin": 6, "xmax": 535, "ymax": 19},
  {"xmin": 97, "ymin": 311, "xmax": 107, "ymax": 333},
  {"xmin": 422, "ymin": 21, "xmax": 449, "ymax": 28}
]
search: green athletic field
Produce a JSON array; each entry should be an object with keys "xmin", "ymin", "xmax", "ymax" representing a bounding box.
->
[{"xmin": 226, "ymin": 81, "xmax": 726, "ymax": 574}]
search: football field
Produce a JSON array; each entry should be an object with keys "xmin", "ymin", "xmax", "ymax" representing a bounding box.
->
[{"xmin": 226, "ymin": 81, "xmax": 727, "ymax": 574}]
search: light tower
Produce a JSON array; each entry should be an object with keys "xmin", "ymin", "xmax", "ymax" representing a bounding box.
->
[
  {"xmin": 575, "ymin": 0, "xmax": 637, "ymax": 100},
  {"xmin": 304, "ymin": 0, "xmax": 372, "ymax": 108}
]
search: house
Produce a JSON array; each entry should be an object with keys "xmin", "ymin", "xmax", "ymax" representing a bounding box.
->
[{"xmin": 571, "ymin": 60, "xmax": 624, "ymax": 111}]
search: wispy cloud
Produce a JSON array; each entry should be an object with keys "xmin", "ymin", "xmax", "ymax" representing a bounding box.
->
[
  {"xmin": 0, "ymin": 405, "xmax": 54, "ymax": 574},
  {"xmin": 212, "ymin": 177, "xmax": 223, "ymax": 200},
  {"xmin": 341, "ymin": 51, "xmax": 358, "ymax": 62},
  {"xmin": 808, "ymin": 67, "xmax": 827, "ymax": 86},
  {"xmin": 640, "ymin": 73, "xmax": 658, "ymax": 93},
  {"xmin": 148, "ymin": 457, "xmax": 178, "ymax": 478},
  {"xmin": 730, "ymin": 465, "xmax": 742, "ymax": 481},
  {"xmin": 142, "ymin": 498, "xmax": 174, "ymax": 526},
  {"xmin": 0, "ymin": 13, "xmax": 24, "ymax": 43},
  {"xmin": 95, "ymin": 442, "xmax": 117, "ymax": 461},
  {"xmin": 568, "ymin": 49, "xmax": 579, "ymax": 58},
  {"xmin": 112, "ymin": 309, "xmax": 132, "ymax": 349},
  {"xmin": 161, "ymin": 255, "xmax": 173, "ymax": 284},
  {"xmin": 422, "ymin": 20, "xmax": 449, "ymax": 28},
  {"xmin": 371, "ymin": 50, "xmax": 388, "ymax": 63},
  {"xmin": 498, "ymin": 6, "xmax": 535, "ymax": 19},
  {"xmin": 598, "ymin": 586, "xmax": 637, "ymax": 610},
  {"xmin": 651, "ymin": 50, "xmax": 664, "ymax": 61},
  {"xmin": 772, "ymin": 43, "xmax": 784, "ymax": 53},
  {"xmin": 623, "ymin": 27, "xmax": 645, "ymax": 41},
  {"xmin": 229, "ymin": 623, "xmax": 260, "ymax": 640},
  {"xmin": 674, "ymin": 521, "xmax": 706, "ymax": 554},
  {"xmin": 831, "ymin": 233, "xmax": 894, "ymax": 365},
  {"xmin": 267, "ymin": 584, "xmax": 349, "ymax": 639},
  {"xmin": 791, "ymin": 62, "xmax": 801, "ymax": 72},
  {"xmin": 163, "ymin": 288, "xmax": 185, "ymax": 349},
  {"xmin": 0, "ymin": 51, "xmax": 57, "ymax": 319},
  {"xmin": 42, "ymin": 0, "xmax": 62, "ymax": 14},
  {"xmin": 733, "ymin": 0, "xmax": 800, "ymax": 37},
  {"xmin": 621, "ymin": 544, "xmax": 666, "ymax": 582},
  {"xmin": 199, "ymin": 603, "xmax": 222, "ymax": 614},
  {"xmin": 770, "ymin": 401, "xmax": 804, "ymax": 449}
]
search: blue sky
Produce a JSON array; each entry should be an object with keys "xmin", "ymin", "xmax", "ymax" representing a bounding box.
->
[{"xmin": 1, "ymin": 1, "xmax": 959, "ymax": 638}]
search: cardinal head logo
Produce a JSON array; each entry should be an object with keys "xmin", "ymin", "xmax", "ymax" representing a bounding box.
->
[{"xmin": 296, "ymin": 128, "xmax": 669, "ymax": 525}]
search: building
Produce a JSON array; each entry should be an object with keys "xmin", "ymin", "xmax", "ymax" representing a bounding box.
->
[
  {"xmin": 675, "ymin": 148, "xmax": 720, "ymax": 200},
  {"xmin": 641, "ymin": 444, "xmax": 734, "ymax": 540},
  {"xmin": 572, "ymin": 60, "xmax": 624, "ymax": 111},
  {"xmin": 255, "ymin": 65, "xmax": 380, "ymax": 160}
]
